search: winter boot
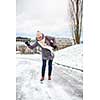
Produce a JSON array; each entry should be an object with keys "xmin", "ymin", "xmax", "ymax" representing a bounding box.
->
[
  {"xmin": 40, "ymin": 77, "xmax": 44, "ymax": 81},
  {"xmin": 48, "ymin": 76, "xmax": 51, "ymax": 80}
]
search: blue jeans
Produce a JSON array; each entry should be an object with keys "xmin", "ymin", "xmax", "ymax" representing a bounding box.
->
[{"xmin": 42, "ymin": 59, "xmax": 53, "ymax": 77}]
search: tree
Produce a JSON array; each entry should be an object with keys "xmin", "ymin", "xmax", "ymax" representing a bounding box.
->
[{"xmin": 68, "ymin": 0, "xmax": 83, "ymax": 44}]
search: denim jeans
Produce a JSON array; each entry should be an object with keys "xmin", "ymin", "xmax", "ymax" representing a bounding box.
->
[{"xmin": 42, "ymin": 59, "xmax": 53, "ymax": 77}]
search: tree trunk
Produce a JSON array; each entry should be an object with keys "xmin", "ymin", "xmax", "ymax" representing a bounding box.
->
[{"xmin": 75, "ymin": 0, "xmax": 80, "ymax": 44}]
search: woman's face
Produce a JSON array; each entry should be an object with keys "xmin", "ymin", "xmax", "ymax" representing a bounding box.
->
[{"xmin": 36, "ymin": 32, "xmax": 42, "ymax": 41}]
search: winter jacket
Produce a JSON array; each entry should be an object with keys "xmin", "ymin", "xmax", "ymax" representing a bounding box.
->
[{"xmin": 28, "ymin": 35, "xmax": 56, "ymax": 60}]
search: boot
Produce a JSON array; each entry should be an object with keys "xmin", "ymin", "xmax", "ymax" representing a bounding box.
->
[
  {"xmin": 48, "ymin": 76, "xmax": 51, "ymax": 80},
  {"xmin": 40, "ymin": 77, "xmax": 44, "ymax": 81}
]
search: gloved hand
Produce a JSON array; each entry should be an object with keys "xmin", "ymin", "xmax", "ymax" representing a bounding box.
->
[
  {"xmin": 53, "ymin": 45, "xmax": 58, "ymax": 50},
  {"xmin": 25, "ymin": 41, "xmax": 30, "ymax": 46},
  {"xmin": 50, "ymin": 42, "xmax": 58, "ymax": 50}
]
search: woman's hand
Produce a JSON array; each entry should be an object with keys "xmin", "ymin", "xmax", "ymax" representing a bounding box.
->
[{"xmin": 25, "ymin": 41, "xmax": 30, "ymax": 46}]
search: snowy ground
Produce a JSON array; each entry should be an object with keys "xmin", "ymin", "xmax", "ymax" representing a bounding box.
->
[
  {"xmin": 54, "ymin": 44, "xmax": 83, "ymax": 71},
  {"xmin": 16, "ymin": 44, "xmax": 83, "ymax": 100}
]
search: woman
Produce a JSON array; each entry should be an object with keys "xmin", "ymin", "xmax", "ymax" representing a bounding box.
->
[{"xmin": 25, "ymin": 31, "xmax": 57, "ymax": 81}]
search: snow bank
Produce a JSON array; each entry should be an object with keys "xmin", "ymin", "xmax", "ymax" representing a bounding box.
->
[
  {"xmin": 16, "ymin": 41, "xmax": 26, "ymax": 46},
  {"xmin": 54, "ymin": 44, "xmax": 83, "ymax": 70}
]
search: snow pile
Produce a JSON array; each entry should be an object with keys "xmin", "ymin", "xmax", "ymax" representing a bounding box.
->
[
  {"xmin": 54, "ymin": 44, "xmax": 83, "ymax": 70},
  {"xmin": 16, "ymin": 41, "xmax": 26, "ymax": 46}
]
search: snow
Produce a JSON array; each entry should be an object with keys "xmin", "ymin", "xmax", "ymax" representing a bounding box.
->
[
  {"xmin": 16, "ymin": 41, "xmax": 26, "ymax": 46},
  {"xmin": 54, "ymin": 44, "xmax": 83, "ymax": 71},
  {"xmin": 16, "ymin": 44, "xmax": 83, "ymax": 100},
  {"xmin": 16, "ymin": 51, "xmax": 21, "ymax": 54}
]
